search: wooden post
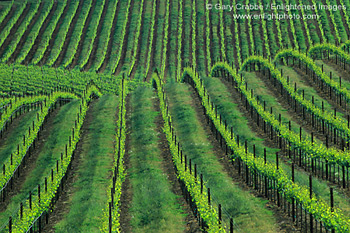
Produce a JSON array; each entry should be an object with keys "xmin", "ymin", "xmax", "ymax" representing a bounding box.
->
[
  {"xmin": 309, "ymin": 175, "xmax": 312, "ymax": 199},
  {"xmin": 45, "ymin": 177, "xmax": 47, "ymax": 192},
  {"xmin": 195, "ymin": 164, "xmax": 197, "ymax": 180},
  {"xmin": 330, "ymin": 188, "xmax": 334, "ymax": 211},
  {"xmin": 208, "ymin": 188, "xmax": 211, "ymax": 206},
  {"xmin": 20, "ymin": 203, "xmax": 23, "ymax": 219},
  {"xmin": 38, "ymin": 184, "xmax": 40, "ymax": 203},
  {"xmin": 9, "ymin": 217, "xmax": 11, "ymax": 233},
  {"xmin": 109, "ymin": 202, "xmax": 112, "ymax": 233},
  {"xmin": 200, "ymin": 174, "xmax": 203, "ymax": 194},
  {"xmin": 253, "ymin": 144, "xmax": 256, "ymax": 158},
  {"xmin": 29, "ymin": 191, "xmax": 32, "ymax": 209}
]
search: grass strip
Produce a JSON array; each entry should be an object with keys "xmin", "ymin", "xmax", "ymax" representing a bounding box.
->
[
  {"xmin": 127, "ymin": 86, "xmax": 186, "ymax": 232},
  {"xmin": 53, "ymin": 95, "xmax": 117, "ymax": 232}
]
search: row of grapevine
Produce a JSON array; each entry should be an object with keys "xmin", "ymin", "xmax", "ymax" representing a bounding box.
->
[
  {"xmin": 324, "ymin": 0, "xmax": 341, "ymax": 43},
  {"xmin": 1, "ymin": 0, "xmax": 43, "ymax": 63},
  {"xmin": 298, "ymin": 0, "xmax": 313, "ymax": 45},
  {"xmin": 276, "ymin": 48, "xmax": 350, "ymax": 105},
  {"xmin": 246, "ymin": 55, "xmax": 350, "ymax": 143},
  {"xmin": 46, "ymin": 0, "xmax": 80, "ymax": 66},
  {"xmin": 339, "ymin": 0, "xmax": 350, "ymax": 34},
  {"xmin": 77, "ymin": 0, "xmax": 107, "ymax": 70},
  {"xmin": 0, "ymin": 95, "xmax": 47, "ymax": 134},
  {"xmin": 284, "ymin": 0, "xmax": 299, "ymax": 50},
  {"xmin": 91, "ymin": 0, "xmax": 119, "ymax": 72},
  {"xmin": 238, "ymin": 57, "xmax": 350, "ymax": 167},
  {"xmin": 153, "ymin": 72, "xmax": 225, "ymax": 232},
  {"xmin": 144, "ymin": 0, "xmax": 157, "ymax": 80},
  {"xmin": 231, "ymin": 0, "xmax": 241, "ymax": 67},
  {"xmin": 31, "ymin": 0, "xmax": 69, "ymax": 65},
  {"xmin": 0, "ymin": 1, "xmax": 27, "ymax": 52},
  {"xmin": 215, "ymin": 59, "xmax": 350, "ymax": 169},
  {"xmin": 270, "ymin": 0, "xmax": 283, "ymax": 49},
  {"xmin": 218, "ymin": 0, "xmax": 226, "ymax": 62},
  {"xmin": 110, "ymin": 0, "xmax": 132, "ymax": 74},
  {"xmin": 182, "ymin": 67, "xmax": 350, "ymax": 231},
  {"xmin": 0, "ymin": 63, "xmax": 119, "ymax": 96},
  {"xmin": 244, "ymin": 0, "xmax": 254, "ymax": 55},
  {"xmin": 0, "ymin": 92, "xmax": 77, "ymax": 198},
  {"xmin": 310, "ymin": 42, "xmax": 350, "ymax": 65},
  {"xmin": 100, "ymin": 78, "xmax": 127, "ymax": 232},
  {"xmin": 205, "ymin": 0, "xmax": 211, "ymax": 72},
  {"xmin": 176, "ymin": 0, "xmax": 183, "ymax": 81},
  {"xmin": 6, "ymin": 85, "xmax": 101, "ymax": 232},
  {"xmin": 0, "ymin": 1, "xmax": 14, "ymax": 26},
  {"xmin": 127, "ymin": 0, "xmax": 146, "ymax": 77},
  {"xmin": 0, "ymin": 97, "xmax": 13, "ymax": 109},
  {"xmin": 62, "ymin": 0, "xmax": 94, "ymax": 68},
  {"xmin": 15, "ymin": 0, "xmax": 56, "ymax": 64},
  {"xmin": 257, "ymin": 0, "xmax": 270, "ymax": 58},
  {"xmin": 190, "ymin": 0, "xmax": 196, "ymax": 72}
]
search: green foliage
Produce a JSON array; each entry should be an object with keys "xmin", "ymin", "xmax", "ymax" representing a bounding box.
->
[
  {"xmin": 0, "ymin": 1, "xmax": 27, "ymax": 53},
  {"xmin": 99, "ymin": 79, "xmax": 128, "ymax": 232},
  {"xmin": 16, "ymin": 0, "xmax": 56, "ymax": 64},
  {"xmin": 153, "ymin": 73, "xmax": 225, "ymax": 232},
  {"xmin": 1, "ymin": 0, "xmax": 42, "ymax": 63},
  {"xmin": 31, "ymin": 0, "xmax": 68, "ymax": 65},
  {"xmin": 8, "ymin": 85, "xmax": 102, "ymax": 232},
  {"xmin": 183, "ymin": 66, "xmax": 350, "ymax": 231}
]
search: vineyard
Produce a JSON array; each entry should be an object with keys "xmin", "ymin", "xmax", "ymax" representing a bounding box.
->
[{"xmin": 1, "ymin": 0, "xmax": 350, "ymax": 232}]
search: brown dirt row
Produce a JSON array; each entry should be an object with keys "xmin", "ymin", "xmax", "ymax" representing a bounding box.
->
[
  {"xmin": 114, "ymin": 0, "xmax": 135, "ymax": 76},
  {"xmin": 68, "ymin": 0, "xmax": 97, "ymax": 70},
  {"xmin": 23, "ymin": 1, "xmax": 58, "ymax": 65},
  {"xmin": 145, "ymin": 0, "xmax": 160, "ymax": 81},
  {"xmin": 83, "ymin": 0, "xmax": 110, "ymax": 71},
  {"xmin": 39, "ymin": 0, "xmax": 72, "ymax": 66},
  {"xmin": 53, "ymin": 0, "xmax": 85, "ymax": 68},
  {"xmin": 8, "ymin": 1, "xmax": 45, "ymax": 64},
  {"xmin": 98, "ymin": 0, "xmax": 122, "ymax": 73},
  {"xmin": 185, "ymin": 82, "xmax": 298, "ymax": 232},
  {"xmin": 0, "ymin": 2, "xmax": 30, "ymax": 58}
]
